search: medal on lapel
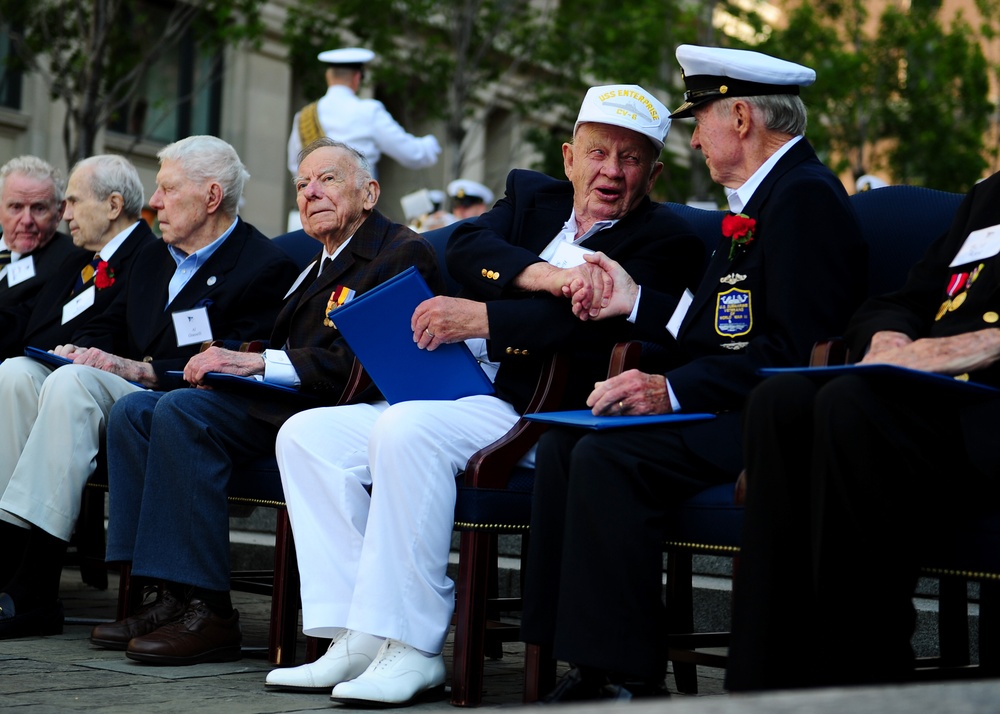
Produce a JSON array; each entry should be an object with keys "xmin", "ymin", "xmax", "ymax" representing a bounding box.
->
[{"xmin": 324, "ymin": 285, "xmax": 356, "ymax": 328}]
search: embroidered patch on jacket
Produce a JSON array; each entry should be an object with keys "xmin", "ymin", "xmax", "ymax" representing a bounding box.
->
[{"xmin": 714, "ymin": 287, "xmax": 752, "ymax": 338}]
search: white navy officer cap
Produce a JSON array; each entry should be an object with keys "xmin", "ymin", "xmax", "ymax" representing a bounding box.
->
[
  {"xmin": 428, "ymin": 189, "xmax": 446, "ymax": 206},
  {"xmin": 574, "ymin": 84, "xmax": 671, "ymax": 152},
  {"xmin": 317, "ymin": 47, "xmax": 376, "ymax": 67},
  {"xmin": 448, "ymin": 179, "xmax": 494, "ymax": 206},
  {"xmin": 669, "ymin": 45, "xmax": 816, "ymax": 119}
]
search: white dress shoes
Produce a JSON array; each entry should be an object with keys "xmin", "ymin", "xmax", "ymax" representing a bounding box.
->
[
  {"xmin": 265, "ymin": 629, "xmax": 382, "ymax": 692},
  {"xmin": 329, "ymin": 639, "xmax": 446, "ymax": 705}
]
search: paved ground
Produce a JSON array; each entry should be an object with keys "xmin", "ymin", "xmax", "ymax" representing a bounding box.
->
[{"xmin": 3, "ymin": 568, "xmax": 1000, "ymax": 712}]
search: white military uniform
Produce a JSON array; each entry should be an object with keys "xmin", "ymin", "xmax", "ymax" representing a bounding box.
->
[{"xmin": 286, "ymin": 85, "xmax": 441, "ymax": 178}]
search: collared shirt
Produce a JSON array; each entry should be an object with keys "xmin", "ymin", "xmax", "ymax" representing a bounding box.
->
[
  {"xmin": 538, "ymin": 211, "xmax": 618, "ymax": 263},
  {"xmin": 0, "ymin": 237, "xmax": 24, "ymax": 262},
  {"xmin": 97, "ymin": 221, "xmax": 139, "ymax": 262},
  {"xmin": 726, "ymin": 135, "xmax": 803, "ymax": 214},
  {"xmin": 165, "ymin": 217, "xmax": 238, "ymax": 306}
]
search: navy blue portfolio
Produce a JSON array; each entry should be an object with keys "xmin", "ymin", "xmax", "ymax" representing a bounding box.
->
[
  {"xmin": 759, "ymin": 364, "xmax": 1000, "ymax": 399},
  {"xmin": 524, "ymin": 409, "xmax": 715, "ymax": 430},
  {"xmin": 331, "ymin": 266, "xmax": 495, "ymax": 403}
]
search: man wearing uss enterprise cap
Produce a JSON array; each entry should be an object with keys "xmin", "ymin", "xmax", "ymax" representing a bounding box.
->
[
  {"xmin": 286, "ymin": 47, "xmax": 440, "ymax": 178},
  {"xmin": 259, "ymin": 83, "xmax": 703, "ymax": 707},
  {"xmin": 519, "ymin": 46, "xmax": 868, "ymax": 701}
]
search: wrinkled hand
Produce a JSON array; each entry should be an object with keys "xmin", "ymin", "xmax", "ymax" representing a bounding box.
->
[
  {"xmin": 412, "ymin": 296, "xmax": 489, "ymax": 351},
  {"xmin": 56, "ymin": 345, "xmax": 157, "ymax": 388},
  {"xmin": 860, "ymin": 328, "xmax": 1000, "ymax": 375},
  {"xmin": 183, "ymin": 346, "xmax": 264, "ymax": 387},
  {"xmin": 586, "ymin": 369, "xmax": 670, "ymax": 416},
  {"xmin": 571, "ymin": 252, "xmax": 638, "ymax": 321}
]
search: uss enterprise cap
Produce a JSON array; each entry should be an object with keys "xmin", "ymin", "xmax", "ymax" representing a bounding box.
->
[
  {"xmin": 669, "ymin": 45, "xmax": 816, "ymax": 119},
  {"xmin": 574, "ymin": 84, "xmax": 671, "ymax": 152},
  {"xmin": 448, "ymin": 179, "xmax": 494, "ymax": 206},
  {"xmin": 317, "ymin": 47, "xmax": 376, "ymax": 67}
]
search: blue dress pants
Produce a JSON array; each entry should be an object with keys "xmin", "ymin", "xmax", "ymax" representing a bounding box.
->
[{"xmin": 105, "ymin": 388, "xmax": 278, "ymax": 591}]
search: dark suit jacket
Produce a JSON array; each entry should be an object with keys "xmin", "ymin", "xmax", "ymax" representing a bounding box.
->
[
  {"xmin": 71, "ymin": 218, "xmax": 299, "ymax": 383},
  {"xmin": 0, "ymin": 221, "xmax": 156, "ymax": 357},
  {"xmin": 447, "ymin": 169, "xmax": 705, "ymax": 413},
  {"xmin": 0, "ymin": 233, "xmax": 88, "ymax": 310},
  {"xmin": 246, "ymin": 209, "xmax": 444, "ymax": 427},
  {"xmin": 634, "ymin": 139, "xmax": 868, "ymax": 473},
  {"xmin": 845, "ymin": 170, "xmax": 1000, "ymax": 474}
]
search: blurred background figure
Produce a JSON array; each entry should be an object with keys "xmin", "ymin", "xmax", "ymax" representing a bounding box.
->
[
  {"xmin": 448, "ymin": 179, "xmax": 494, "ymax": 220},
  {"xmin": 855, "ymin": 174, "xmax": 889, "ymax": 192}
]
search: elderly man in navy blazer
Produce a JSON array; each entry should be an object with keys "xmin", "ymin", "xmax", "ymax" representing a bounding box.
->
[
  {"xmin": 0, "ymin": 136, "xmax": 298, "ymax": 641},
  {"xmin": 0, "ymin": 155, "xmax": 156, "ymax": 357},
  {"xmin": 0, "ymin": 155, "xmax": 83, "ymax": 309},
  {"xmin": 519, "ymin": 45, "xmax": 869, "ymax": 701},
  {"xmin": 90, "ymin": 137, "xmax": 444, "ymax": 667},
  {"xmin": 263, "ymin": 84, "xmax": 705, "ymax": 707}
]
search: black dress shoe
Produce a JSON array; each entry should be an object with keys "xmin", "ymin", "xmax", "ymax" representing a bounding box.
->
[
  {"xmin": 540, "ymin": 667, "xmax": 670, "ymax": 704},
  {"xmin": 90, "ymin": 586, "xmax": 187, "ymax": 650},
  {"xmin": 0, "ymin": 593, "xmax": 63, "ymax": 640}
]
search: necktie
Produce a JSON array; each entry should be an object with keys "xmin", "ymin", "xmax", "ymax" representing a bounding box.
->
[
  {"xmin": 73, "ymin": 254, "xmax": 102, "ymax": 296},
  {"xmin": 0, "ymin": 250, "xmax": 11, "ymax": 267}
]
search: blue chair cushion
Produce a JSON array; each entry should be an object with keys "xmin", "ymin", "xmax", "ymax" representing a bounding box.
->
[
  {"xmin": 453, "ymin": 466, "xmax": 534, "ymax": 532},
  {"xmin": 231, "ymin": 455, "xmax": 286, "ymax": 504},
  {"xmin": 663, "ymin": 482, "xmax": 743, "ymax": 551}
]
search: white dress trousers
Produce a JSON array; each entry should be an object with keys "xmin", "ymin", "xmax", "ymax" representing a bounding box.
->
[
  {"xmin": 276, "ymin": 394, "xmax": 526, "ymax": 654},
  {"xmin": 0, "ymin": 358, "xmax": 141, "ymax": 540}
]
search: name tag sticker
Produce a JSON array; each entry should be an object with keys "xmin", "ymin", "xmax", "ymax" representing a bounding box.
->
[
  {"xmin": 61, "ymin": 286, "xmax": 96, "ymax": 324},
  {"xmin": 7, "ymin": 255, "xmax": 36, "ymax": 287},
  {"xmin": 172, "ymin": 306, "xmax": 213, "ymax": 347},
  {"xmin": 548, "ymin": 241, "xmax": 594, "ymax": 269},
  {"xmin": 950, "ymin": 224, "xmax": 1000, "ymax": 267},
  {"xmin": 666, "ymin": 288, "xmax": 694, "ymax": 339}
]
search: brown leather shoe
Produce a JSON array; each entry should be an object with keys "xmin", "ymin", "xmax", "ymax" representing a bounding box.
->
[
  {"xmin": 125, "ymin": 599, "xmax": 241, "ymax": 666},
  {"xmin": 90, "ymin": 587, "xmax": 187, "ymax": 650}
]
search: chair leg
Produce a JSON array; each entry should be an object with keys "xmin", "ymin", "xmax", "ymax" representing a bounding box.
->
[
  {"xmin": 979, "ymin": 580, "xmax": 1000, "ymax": 673},
  {"xmin": 666, "ymin": 551, "xmax": 698, "ymax": 694},
  {"xmin": 938, "ymin": 576, "xmax": 970, "ymax": 667},
  {"xmin": 523, "ymin": 643, "xmax": 555, "ymax": 703},
  {"xmin": 306, "ymin": 636, "xmax": 331, "ymax": 662},
  {"xmin": 450, "ymin": 530, "xmax": 492, "ymax": 707},
  {"xmin": 76, "ymin": 486, "xmax": 108, "ymax": 591},
  {"xmin": 268, "ymin": 508, "xmax": 300, "ymax": 666},
  {"xmin": 115, "ymin": 562, "xmax": 142, "ymax": 621},
  {"xmin": 485, "ymin": 534, "xmax": 503, "ymax": 660}
]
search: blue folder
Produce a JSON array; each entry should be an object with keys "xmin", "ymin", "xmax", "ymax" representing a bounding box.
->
[
  {"xmin": 163, "ymin": 370, "xmax": 319, "ymax": 403},
  {"xmin": 25, "ymin": 346, "xmax": 73, "ymax": 368},
  {"xmin": 759, "ymin": 364, "xmax": 1000, "ymax": 399},
  {"xmin": 331, "ymin": 266, "xmax": 495, "ymax": 404},
  {"xmin": 524, "ymin": 409, "xmax": 715, "ymax": 430}
]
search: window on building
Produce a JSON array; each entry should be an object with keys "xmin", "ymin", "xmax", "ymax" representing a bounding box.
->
[
  {"xmin": 109, "ymin": 2, "xmax": 222, "ymax": 143},
  {"xmin": 0, "ymin": 29, "xmax": 22, "ymax": 111}
]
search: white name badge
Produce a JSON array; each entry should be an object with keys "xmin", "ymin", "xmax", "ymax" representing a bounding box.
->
[
  {"xmin": 7, "ymin": 255, "xmax": 36, "ymax": 287},
  {"xmin": 950, "ymin": 224, "xmax": 1000, "ymax": 267},
  {"xmin": 548, "ymin": 241, "xmax": 594, "ymax": 269},
  {"xmin": 666, "ymin": 288, "xmax": 695, "ymax": 339},
  {"xmin": 284, "ymin": 260, "xmax": 317, "ymax": 299},
  {"xmin": 61, "ymin": 285, "xmax": 96, "ymax": 324},
  {"xmin": 171, "ymin": 306, "xmax": 214, "ymax": 347}
]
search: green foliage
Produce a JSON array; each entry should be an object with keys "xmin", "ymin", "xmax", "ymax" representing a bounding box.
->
[
  {"xmin": 759, "ymin": 0, "xmax": 993, "ymax": 193},
  {"xmin": 0, "ymin": 0, "xmax": 265, "ymax": 163}
]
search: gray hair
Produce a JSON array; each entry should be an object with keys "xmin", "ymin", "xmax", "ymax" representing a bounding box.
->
[
  {"xmin": 71, "ymin": 154, "xmax": 145, "ymax": 219},
  {"xmin": 0, "ymin": 155, "xmax": 65, "ymax": 204},
  {"xmin": 296, "ymin": 137, "xmax": 373, "ymax": 189},
  {"xmin": 157, "ymin": 135, "xmax": 249, "ymax": 216},
  {"xmin": 718, "ymin": 94, "xmax": 809, "ymax": 136}
]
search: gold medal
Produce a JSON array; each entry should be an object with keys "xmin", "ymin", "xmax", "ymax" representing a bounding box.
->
[
  {"xmin": 935, "ymin": 300, "xmax": 951, "ymax": 321},
  {"xmin": 985, "ymin": 311, "xmax": 999, "ymax": 324},
  {"xmin": 948, "ymin": 291, "xmax": 967, "ymax": 311}
]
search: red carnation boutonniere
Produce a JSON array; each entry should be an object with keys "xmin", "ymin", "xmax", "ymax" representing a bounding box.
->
[
  {"xmin": 94, "ymin": 260, "xmax": 115, "ymax": 289},
  {"xmin": 722, "ymin": 213, "xmax": 757, "ymax": 260}
]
